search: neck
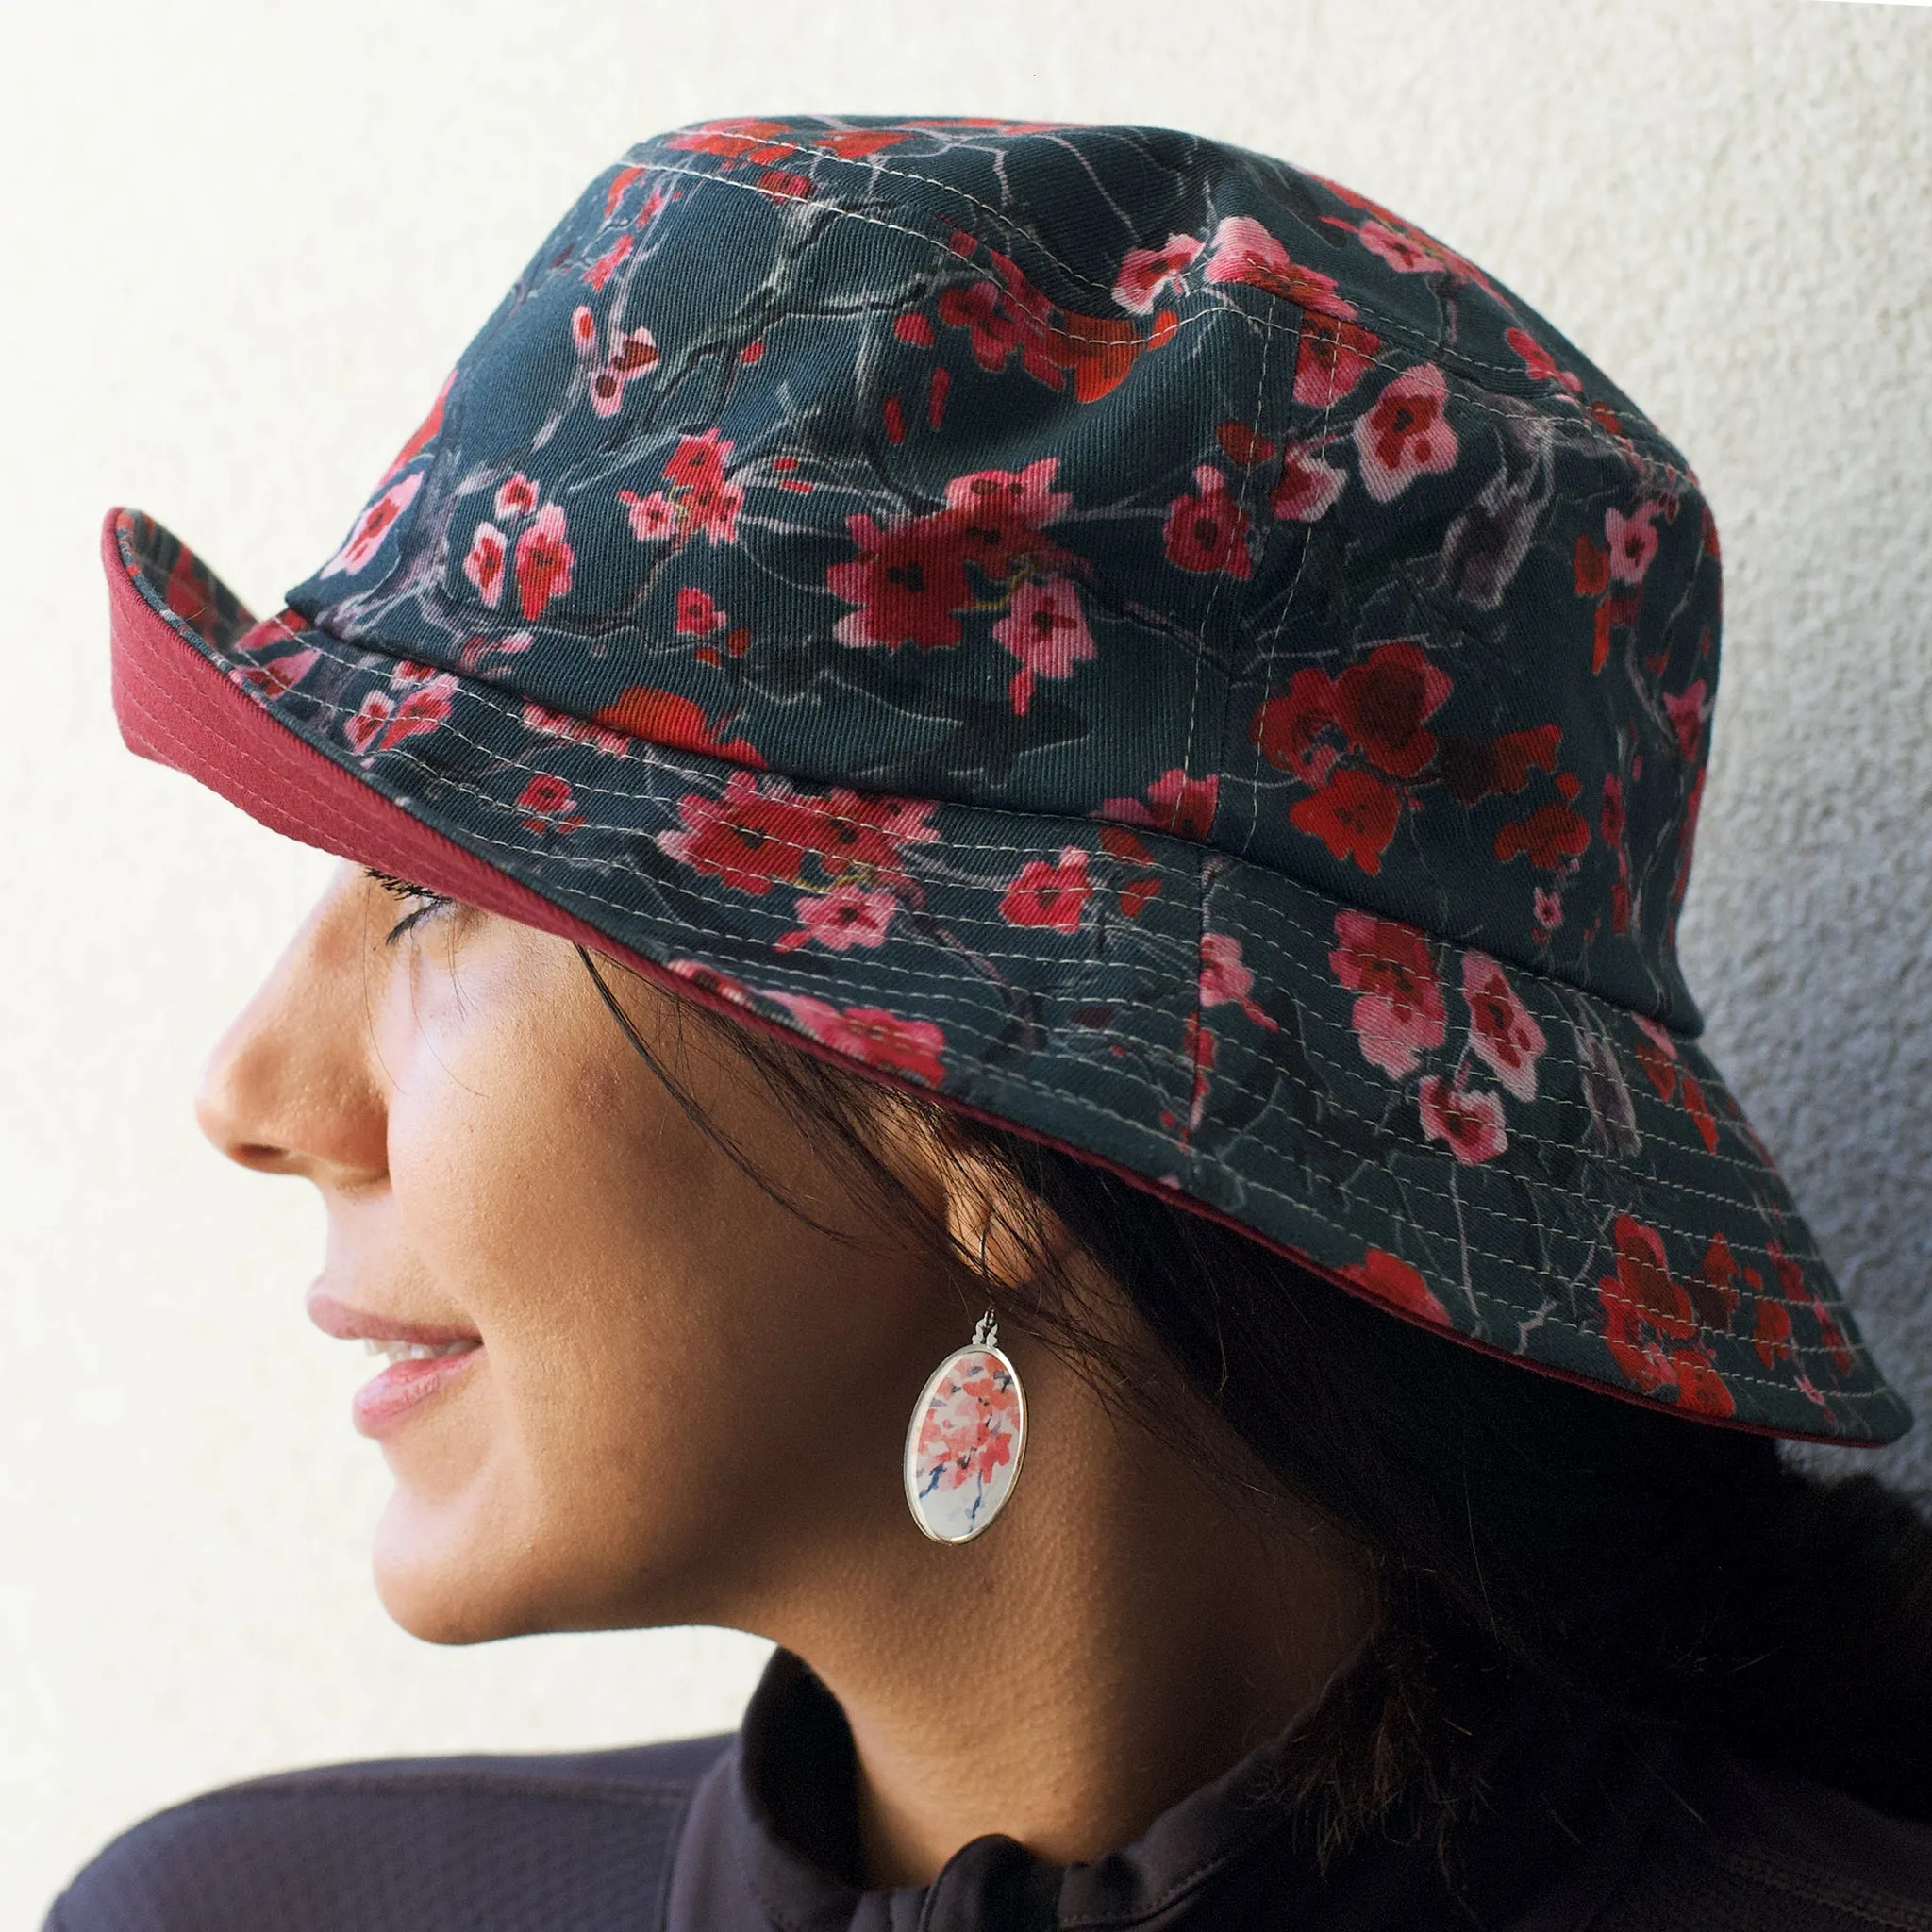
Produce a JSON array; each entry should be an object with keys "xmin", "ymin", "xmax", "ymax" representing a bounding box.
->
[{"xmin": 761, "ymin": 1323, "xmax": 1373, "ymax": 1888}]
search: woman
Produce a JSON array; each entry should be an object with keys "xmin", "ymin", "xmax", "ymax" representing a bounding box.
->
[{"xmin": 58, "ymin": 116, "xmax": 1932, "ymax": 1928}]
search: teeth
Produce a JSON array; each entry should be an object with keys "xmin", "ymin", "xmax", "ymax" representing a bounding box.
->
[{"xmin": 361, "ymin": 1338, "xmax": 477, "ymax": 1365}]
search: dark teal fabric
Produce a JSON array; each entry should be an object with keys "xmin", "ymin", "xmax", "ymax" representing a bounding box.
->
[{"xmin": 111, "ymin": 115, "xmax": 1908, "ymax": 1441}]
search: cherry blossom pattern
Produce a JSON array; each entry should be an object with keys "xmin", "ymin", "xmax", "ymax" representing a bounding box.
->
[
  {"xmin": 463, "ymin": 522, "xmax": 508, "ymax": 608},
  {"xmin": 1461, "ymin": 953, "xmax": 1546, "ymax": 1102},
  {"xmin": 1163, "ymin": 465, "xmax": 1253, "ymax": 577},
  {"xmin": 1418, "ymin": 1075, "xmax": 1507, "ymax": 1165},
  {"xmin": 320, "ymin": 472, "xmax": 423, "ymax": 578},
  {"xmin": 1338, "ymin": 1247, "xmax": 1450, "ymax": 1326},
  {"xmin": 512, "ymin": 504, "xmax": 575, "ymax": 621},
  {"xmin": 1597, "ymin": 1215, "xmax": 1735, "ymax": 1417},
  {"xmin": 1098, "ymin": 767, "xmax": 1219, "ymax": 841},
  {"xmin": 342, "ymin": 669, "xmax": 458, "ymax": 758},
  {"xmin": 1271, "ymin": 442, "xmax": 1347, "ymax": 523},
  {"xmin": 1201, "ymin": 215, "xmax": 1381, "ymax": 406},
  {"xmin": 1353, "ymin": 364, "xmax": 1458, "ymax": 503},
  {"xmin": 828, "ymin": 458, "xmax": 1076, "ymax": 652},
  {"xmin": 517, "ymin": 774, "xmax": 585, "ymax": 835},
  {"xmin": 1111, "ymin": 233, "xmax": 1203, "ymax": 314},
  {"xmin": 768, "ymin": 992, "xmax": 948, "ymax": 1087},
  {"xmin": 775, "ymin": 884, "xmax": 899, "ymax": 953},
  {"xmin": 993, "ymin": 575, "xmax": 1096, "ymax": 715},
  {"xmin": 999, "ymin": 847, "xmax": 1092, "ymax": 933},
  {"xmin": 570, "ymin": 303, "xmax": 660, "ymax": 419},
  {"xmin": 619, "ymin": 428, "xmax": 743, "ymax": 548},
  {"xmin": 228, "ymin": 646, "xmax": 319, "ymax": 704},
  {"xmin": 1198, "ymin": 933, "xmax": 1277, "ymax": 1030},
  {"xmin": 1328, "ymin": 909, "xmax": 1446, "ymax": 1077},
  {"xmin": 906, "ymin": 1344, "xmax": 1024, "ymax": 1541}
]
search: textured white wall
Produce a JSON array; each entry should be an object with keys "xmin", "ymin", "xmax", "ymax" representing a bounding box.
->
[{"xmin": 3, "ymin": 0, "xmax": 1927, "ymax": 1921}]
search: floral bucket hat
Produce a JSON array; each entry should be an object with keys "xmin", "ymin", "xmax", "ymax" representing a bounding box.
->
[{"xmin": 104, "ymin": 115, "xmax": 1908, "ymax": 1445}]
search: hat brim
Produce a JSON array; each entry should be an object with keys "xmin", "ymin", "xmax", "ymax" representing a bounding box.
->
[{"xmin": 105, "ymin": 508, "xmax": 1909, "ymax": 1446}]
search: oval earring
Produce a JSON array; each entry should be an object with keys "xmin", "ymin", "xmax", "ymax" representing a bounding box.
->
[{"xmin": 903, "ymin": 1308, "xmax": 1027, "ymax": 1544}]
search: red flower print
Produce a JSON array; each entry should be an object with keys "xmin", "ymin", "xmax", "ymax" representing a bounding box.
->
[
  {"xmin": 1574, "ymin": 536, "xmax": 1611, "ymax": 598},
  {"xmin": 1328, "ymin": 908, "xmax": 1446, "ymax": 1077},
  {"xmin": 758, "ymin": 169, "xmax": 811, "ymax": 201},
  {"xmin": 1000, "ymin": 847, "xmax": 1091, "ymax": 933},
  {"xmin": 1418, "ymin": 1076, "xmax": 1507, "ymax": 1164},
  {"xmin": 1292, "ymin": 315, "xmax": 1381, "ymax": 408},
  {"xmin": 1494, "ymin": 803, "xmax": 1590, "ymax": 870},
  {"xmin": 375, "ymin": 369, "xmax": 455, "ymax": 487},
  {"xmin": 1600, "ymin": 773, "xmax": 1626, "ymax": 850},
  {"xmin": 1662, "ymin": 678, "xmax": 1710, "ymax": 763},
  {"xmin": 665, "ymin": 958, "xmax": 756, "ymax": 1008},
  {"xmin": 1250, "ymin": 667, "xmax": 1341, "ymax": 787},
  {"xmin": 1690, "ymin": 1231, "xmax": 1742, "ymax": 1331},
  {"xmin": 993, "ymin": 575, "xmax": 1095, "ymax": 715},
  {"xmin": 1198, "ymin": 932, "xmax": 1277, "ymax": 1030},
  {"xmin": 343, "ymin": 673, "xmax": 458, "ymax": 758},
  {"xmin": 1354, "ymin": 364, "xmax": 1458, "ymax": 503},
  {"xmin": 1632, "ymin": 1012, "xmax": 1679, "ymax": 1100},
  {"xmin": 1290, "ymin": 769, "xmax": 1402, "ymax": 874},
  {"xmin": 789, "ymin": 789, "xmax": 941, "ymax": 879},
  {"xmin": 1270, "ymin": 443, "xmax": 1347, "ymax": 523},
  {"xmin": 321, "ymin": 472, "xmax": 424, "ymax": 578},
  {"xmin": 666, "ymin": 119, "xmax": 794, "ymax": 163},
  {"xmin": 1598, "ymin": 1214, "xmax": 1699, "ymax": 1396},
  {"xmin": 1098, "ymin": 767, "xmax": 1219, "ymax": 841},
  {"xmin": 517, "ymin": 774, "xmax": 584, "ymax": 834},
  {"xmin": 775, "ymin": 884, "xmax": 898, "ymax": 953},
  {"xmin": 1438, "ymin": 724, "xmax": 1562, "ymax": 805},
  {"xmin": 583, "ymin": 232, "xmax": 633, "ymax": 290},
  {"xmin": 1163, "ymin": 465, "xmax": 1253, "ymax": 577},
  {"xmin": 1339, "ymin": 1247, "xmax": 1450, "ymax": 1325},
  {"xmin": 1203, "ymin": 216, "xmax": 1357, "ymax": 319},
  {"xmin": 1605, "ymin": 500, "xmax": 1662, "ymax": 585},
  {"xmin": 1215, "ymin": 421, "xmax": 1275, "ymax": 467},
  {"xmin": 894, "ymin": 311, "xmax": 937, "ymax": 347},
  {"xmin": 463, "ymin": 522, "xmax": 508, "ymax": 608},
  {"xmin": 228, "ymin": 648, "xmax": 319, "ymax": 703},
  {"xmin": 1768, "ymin": 1238, "xmax": 1855, "ymax": 1376},
  {"xmin": 772, "ymin": 994, "xmax": 947, "ymax": 1087},
  {"xmin": 675, "ymin": 586, "xmax": 725, "ymax": 635},
  {"xmin": 1532, "ymin": 886, "xmax": 1564, "ymax": 937},
  {"xmin": 1111, "ymin": 233, "xmax": 1203, "ymax": 314},
  {"xmin": 1330, "ymin": 641, "xmax": 1451, "ymax": 778},
  {"xmin": 592, "ymin": 686, "xmax": 762, "ymax": 765},
  {"xmin": 344, "ymin": 692, "xmax": 392, "ymax": 756},
  {"xmin": 495, "ymin": 474, "xmax": 540, "ymax": 521},
  {"xmin": 944, "ymin": 455, "xmax": 1074, "ymax": 537},
  {"xmin": 1753, "ymin": 1297, "xmax": 1794, "ymax": 1369},
  {"xmin": 656, "ymin": 772, "xmax": 821, "ymax": 893},
  {"xmin": 1356, "ymin": 219, "xmax": 1441, "ymax": 275},
  {"xmin": 1461, "ymin": 952, "xmax": 1546, "ymax": 1102},
  {"xmin": 1671, "ymin": 1347, "xmax": 1736, "ymax": 1418},
  {"xmin": 1680, "ymin": 1074, "xmax": 1718, "ymax": 1153},
  {"xmin": 1506, "ymin": 325, "xmax": 1555, "ymax": 383},
  {"xmin": 665, "ymin": 428, "xmax": 743, "ymax": 542},
  {"xmin": 937, "ymin": 279, "xmax": 1021, "ymax": 372},
  {"xmin": 512, "ymin": 503, "xmax": 575, "ymax": 620}
]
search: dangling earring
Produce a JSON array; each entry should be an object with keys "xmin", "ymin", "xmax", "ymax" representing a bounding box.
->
[{"xmin": 903, "ymin": 1305, "xmax": 1027, "ymax": 1544}]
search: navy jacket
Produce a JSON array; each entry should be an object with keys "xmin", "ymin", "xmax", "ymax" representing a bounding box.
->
[{"xmin": 49, "ymin": 1651, "xmax": 1932, "ymax": 1929}]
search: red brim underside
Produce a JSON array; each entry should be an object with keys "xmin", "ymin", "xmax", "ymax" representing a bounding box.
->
[{"xmin": 103, "ymin": 510, "xmax": 1867, "ymax": 1445}]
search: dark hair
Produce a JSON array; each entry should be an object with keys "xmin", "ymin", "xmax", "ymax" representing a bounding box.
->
[{"xmin": 579, "ymin": 951, "xmax": 1932, "ymax": 1838}]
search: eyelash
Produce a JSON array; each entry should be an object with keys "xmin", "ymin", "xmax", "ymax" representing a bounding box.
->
[{"xmin": 363, "ymin": 869, "xmax": 453, "ymax": 945}]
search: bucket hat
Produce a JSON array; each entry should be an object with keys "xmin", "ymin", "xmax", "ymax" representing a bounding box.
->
[{"xmin": 105, "ymin": 115, "xmax": 1907, "ymax": 1445}]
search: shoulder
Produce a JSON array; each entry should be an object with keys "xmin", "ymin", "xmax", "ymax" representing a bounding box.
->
[
  {"xmin": 1586, "ymin": 1743, "xmax": 1932, "ymax": 1932},
  {"xmin": 44, "ymin": 1732, "xmax": 733, "ymax": 1932}
]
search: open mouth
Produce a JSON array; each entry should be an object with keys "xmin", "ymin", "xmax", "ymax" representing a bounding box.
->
[{"xmin": 351, "ymin": 1338, "xmax": 484, "ymax": 1439}]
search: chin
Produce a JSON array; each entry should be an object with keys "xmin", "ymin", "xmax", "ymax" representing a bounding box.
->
[{"xmin": 369, "ymin": 1491, "xmax": 541, "ymax": 1645}]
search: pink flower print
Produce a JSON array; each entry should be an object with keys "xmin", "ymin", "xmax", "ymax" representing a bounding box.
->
[
  {"xmin": 1202, "ymin": 216, "xmax": 1357, "ymax": 320},
  {"xmin": 1163, "ymin": 465, "xmax": 1253, "ymax": 577},
  {"xmin": 1662, "ymin": 677, "xmax": 1710, "ymax": 763},
  {"xmin": 771, "ymin": 994, "xmax": 948, "ymax": 1087},
  {"xmin": 463, "ymin": 521, "xmax": 508, "ymax": 608},
  {"xmin": 343, "ymin": 673, "xmax": 458, "ymax": 758},
  {"xmin": 588, "ymin": 325, "xmax": 662, "ymax": 419},
  {"xmin": 999, "ymin": 846, "xmax": 1091, "ymax": 933},
  {"xmin": 775, "ymin": 884, "xmax": 899, "ymax": 953},
  {"xmin": 942, "ymin": 455, "xmax": 1074, "ymax": 539},
  {"xmin": 1112, "ymin": 233, "xmax": 1203, "ymax": 314},
  {"xmin": 619, "ymin": 489, "xmax": 678, "ymax": 541},
  {"xmin": 517, "ymin": 774, "xmax": 584, "ymax": 834},
  {"xmin": 1328, "ymin": 908, "xmax": 1446, "ymax": 1077},
  {"xmin": 456, "ymin": 629, "xmax": 535, "ymax": 673},
  {"xmin": 1460, "ymin": 953, "xmax": 1547, "ymax": 1102},
  {"xmin": 495, "ymin": 474, "xmax": 540, "ymax": 521},
  {"xmin": 657, "ymin": 772, "xmax": 820, "ymax": 894},
  {"xmin": 521, "ymin": 699, "xmax": 629, "ymax": 757},
  {"xmin": 571, "ymin": 305, "xmax": 598, "ymax": 351},
  {"xmin": 1354, "ymin": 364, "xmax": 1458, "ymax": 503},
  {"xmin": 1098, "ymin": 767, "xmax": 1219, "ymax": 841},
  {"xmin": 513, "ymin": 504, "xmax": 575, "ymax": 620},
  {"xmin": 344, "ymin": 691, "xmax": 392, "ymax": 756},
  {"xmin": 1199, "ymin": 932, "xmax": 1278, "ymax": 1031},
  {"xmin": 1271, "ymin": 443, "xmax": 1347, "ymax": 523},
  {"xmin": 1605, "ymin": 500, "xmax": 1662, "ymax": 584},
  {"xmin": 1418, "ymin": 1076, "xmax": 1507, "ymax": 1165},
  {"xmin": 676, "ymin": 586, "xmax": 726, "ymax": 635},
  {"xmin": 994, "ymin": 575, "xmax": 1096, "ymax": 715},
  {"xmin": 665, "ymin": 958, "xmax": 756, "ymax": 1008},
  {"xmin": 1356, "ymin": 219, "xmax": 1441, "ymax": 275},
  {"xmin": 1291, "ymin": 315, "xmax": 1381, "ymax": 408},
  {"xmin": 583, "ymin": 232, "xmax": 633, "ymax": 290},
  {"xmin": 228, "ymin": 648, "xmax": 318, "ymax": 703},
  {"xmin": 661, "ymin": 428, "xmax": 744, "ymax": 543},
  {"xmin": 321, "ymin": 472, "xmax": 423, "ymax": 578},
  {"xmin": 1533, "ymin": 885, "xmax": 1564, "ymax": 936}
]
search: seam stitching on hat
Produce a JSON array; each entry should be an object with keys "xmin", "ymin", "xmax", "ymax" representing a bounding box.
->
[
  {"xmin": 114, "ymin": 654, "xmax": 1889, "ymax": 1404},
  {"xmin": 194, "ymin": 613, "xmax": 1786, "ymax": 1178}
]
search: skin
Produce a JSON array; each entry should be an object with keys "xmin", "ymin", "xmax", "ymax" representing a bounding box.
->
[{"xmin": 195, "ymin": 860, "xmax": 1374, "ymax": 1886}]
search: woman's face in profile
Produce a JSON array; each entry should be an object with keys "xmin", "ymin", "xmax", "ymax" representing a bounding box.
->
[{"xmin": 195, "ymin": 863, "xmax": 963, "ymax": 1646}]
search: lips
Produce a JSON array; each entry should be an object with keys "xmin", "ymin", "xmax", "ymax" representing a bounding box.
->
[{"xmin": 307, "ymin": 1290, "xmax": 484, "ymax": 1440}]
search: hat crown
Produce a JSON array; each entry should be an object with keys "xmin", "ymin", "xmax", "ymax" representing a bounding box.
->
[{"xmin": 289, "ymin": 116, "xmax": 1720, "ymax": 1030}]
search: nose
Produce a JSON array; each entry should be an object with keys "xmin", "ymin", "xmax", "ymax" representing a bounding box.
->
[{"xmin": 195, "ymin": 867, "xmax": 391, "ymax": 1188}]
